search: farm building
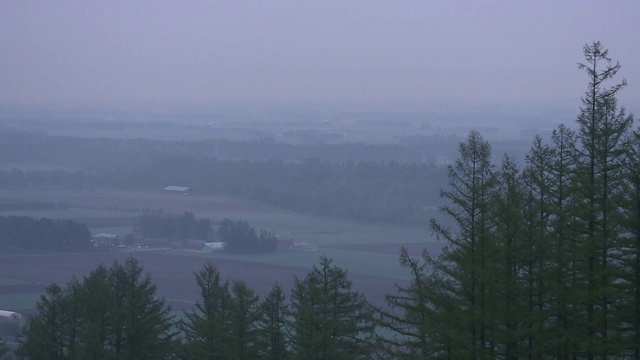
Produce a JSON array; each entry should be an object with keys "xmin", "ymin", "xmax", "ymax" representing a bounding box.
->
[
  {"xmin": 293, "ymin": 242, "xmax": 318, "ymax": 252},
  {"xmin": 134, "ymin": 237, "xmax": 171, "ymax": 247},
  {"xmin": 277, "ymin": 238, "xmax": 295, "ymax": 251},
  {"xmin": 203, "ymin": 242, "xmax": 225, "ymax": 251},
  {"xmin": 163, "ymin": 186, "xmax": 190, "ymax": 194},
  {"xmin": 276, "ymin": 238, "xmax": 316, "ymax": 252},
  {"xmin": 91, "ymin": 233, "xmax": 123, "ymax": 247},
  {"xmin": 0, "ymin": 310, "xmax": 22, "ymax": 320},
  {"xmin": 184, "ymin": 239, "xmax": 206, "ymax": 251}
]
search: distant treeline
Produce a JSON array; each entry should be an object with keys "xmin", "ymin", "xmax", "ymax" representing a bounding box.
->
[
  {"xmin": 133, "ymin": 213, "xmax": 277, "ymax": 253},
  {"xmin": 134, "ymin": 211, "xmax": 214, "ymax": 241},
  {"xmin": 0, "ymin": 216, "xmax": 91, "ymax": 251},
  {"xmin": 0, "ymin": 129, "xmax": 455, "ymax": 165},
  {"xmin": 217, "ymin": 218, "xmax": 277, "ymax": 253},
  {"xmin": 0, "ymin": 158, "xmax": 447, "ymax": 225},
  {"xmin": 0, "ymin": 199, "xmax": 68, "ymax": 211}
]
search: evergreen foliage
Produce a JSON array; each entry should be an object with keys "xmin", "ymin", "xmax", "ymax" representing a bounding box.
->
[
  {"xmin": 378, "ymin": 41, "xmax": 638, "ymax": 359},
  {"xmin": 134, "ymin": 211, "xmax": 214, "ymax": 241},
  {"xmin": 257, "ymin": 283, "xmax": 290, "ymax": 360},
  {"xmin": 17, "ymin": 258, "xmax": 177, "ymax": 359},
  {"xmin": 289, "ymin": 256, "xmax": 375, "ymax": 360},
  {"xmin": 217, "ymin": 219, "xmax": 277, "ymax": 253},
  {"xmin": 0, "ymin": 338, "xmax": 9, "ymax": 360},
  {"xmin": 0, "ymin": 216, "xmax": 91, "ymax": 251},
  {"xmin": 179, "ymin": 261, "xmax": 232, "ymax": 359}
]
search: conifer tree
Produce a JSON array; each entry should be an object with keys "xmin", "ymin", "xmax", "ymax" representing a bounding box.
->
[
  {"xmin": 76, "ymin": 264, "xmax": 112, "ymax": 360},
  {"xmin": 621, "ymin": 129, "xmax": 640, "ymax": 358},
  {"xmin": 572, "ymin": 41, "xmax": 632, "ymax": 358},
  {"xmin": 257, "ymin": 283, "xmax": 290, "ymax": 360},
  {"xmin": 375, "ymin": 247, "xmax": 440, "ymax": 359},
  {"xmin": 16, "ymin": 284, "xmax": 67, "ymax": 360},
  {"xmin": 228, "ymin": 280, "xmax": 261, "ymax": 360},
  {"xmin": 181, "ymin": 261, "xmax": 232, "ymax": 359},
  {"xmin": 429, "ymin": 130, "xmax": 498, "ymax": 358},
  {"xmin": 59, "ymin": 278, "xmax": 81, "ymax": 360},
  {"xmin": 491, "ymin": 155, "xmax": 528, "ymax": 358},
  {"xmin": 289, "ymin": 256, "xmax": 375, "ymax": 360},
  {"xmin": 108, "ymin": 258, "xmax": 177, "ymax": 359},
  {"xmin": 17, "ymin": 258, "xmax": 177, "ymax": 359}
]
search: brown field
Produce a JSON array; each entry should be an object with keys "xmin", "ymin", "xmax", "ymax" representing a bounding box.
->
[{"xmin": 0, "ymin": 250, "xmax": 405, "ymax": 314}]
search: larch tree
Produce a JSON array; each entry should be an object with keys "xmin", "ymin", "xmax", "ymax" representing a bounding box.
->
[
  {"xmin": 76, "ymin": 264, "xmax": 112, "ymax": 360},
  {"xmin": 108, "ymin": 258, "xmax": 177, "ymax": 359},
  {"xmin": 374, "ymin": 247, "xmax": 441, "ymax": 359},
  {"xmin": 490, "ymin": 155, "xmax": 529, "ymax": 359},
  {"xmin": 257, "ymin": 282, "xmax": 290, "ymax": 360},
  {"xmin": 228, "ymin": 280, "xmax": 262, "ymax": 360},
  {"xmin": 289, "ymin": 256, "xmax": 375, "ymax": 360},
  {"xmin": 429, "ymin": 130, "xmax": 498, "ymax": 358},
  {"xmin": 621, "ymin": 128, "xmax": 640, "ymax": 358},
  {"xmin": 180, "ymin": 261, "xmax": 232, "ymax": 359},
  {"xmin": 572, "ymin": 41, "xmax": 632, "ymax": 358},
  {"xmin": 16, "ymin": 284, "xmax": 67, "ymax": 360}
]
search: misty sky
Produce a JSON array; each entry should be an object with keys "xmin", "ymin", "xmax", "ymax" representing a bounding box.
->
[{"xmin": 1, "ymin": 1, "xmax": 638, "ymax": 111}]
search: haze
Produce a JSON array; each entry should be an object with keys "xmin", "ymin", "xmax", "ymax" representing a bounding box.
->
[{"xmin": 1, "ymin": 0, "xmax": 639, "ymax": 113}]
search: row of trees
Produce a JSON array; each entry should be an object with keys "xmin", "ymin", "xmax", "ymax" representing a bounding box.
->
[
  {"xmin": 0, "ymin": 216, "xmax": 91, "ymax": 251},
  {"xmin": 375, "ymin": 42, "xmax": 640, "ymax": 359},
  {"xmin": 134, "ymin": 212, "xmax": 214, "ymax": 241},
  {"xmin": 17, "ymin": 256, "xmax": 375, "ymax": 359},
  {"xmin": 217, "ymin": 219, "xmax": 277, "ymax": 253}
]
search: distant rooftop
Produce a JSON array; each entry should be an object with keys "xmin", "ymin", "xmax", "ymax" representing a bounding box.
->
[{"xmin": 164, "ymin": 186, "xmax": 191, "ymax": 192}]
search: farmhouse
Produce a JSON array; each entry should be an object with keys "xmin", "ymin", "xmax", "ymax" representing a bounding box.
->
[
  {"xmin": 277, "ymin": 238, "xmax": 295, "ymax": 251},
  {"xmin": 91, "ymin": 233, "xmax": 123, "ymax": 247},
  {"xmin": 184, "ymin": 239, "xmax": 206, "ymax": 251},
  {"xmin": 164, "ymin": 186, "xmax": 190, "ymax": 194}
]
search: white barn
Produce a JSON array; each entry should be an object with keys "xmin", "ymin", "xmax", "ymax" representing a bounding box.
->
[
  {"xmin": 203, "ymin": 242, "xmax": 225, "ymax": 251},
  {"xmin": 164, "ymin": 186, "xmax": 191, "ymax": 194},
  {"xmin": 0, "ymin": 310, "xmax": 22, "ymax": 320}
]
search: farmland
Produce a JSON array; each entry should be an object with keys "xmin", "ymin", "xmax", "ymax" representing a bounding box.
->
[{"xmin": 0, "ymin": 189, "xmax": 442, "ymax": 318}]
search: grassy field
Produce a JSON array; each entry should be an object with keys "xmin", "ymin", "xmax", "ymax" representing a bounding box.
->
[
  {"xmin": 0, "ymin": 293, "xmax": 41, "ymax": 311},
  {"xmin": 0, "ymin": 278, "xmax": 28, "ymax": 286}
]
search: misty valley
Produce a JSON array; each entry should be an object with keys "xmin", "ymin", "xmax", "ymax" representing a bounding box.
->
[{"xmin": 1, "ymin": 42, "xmax": 640, "ymax": 359}]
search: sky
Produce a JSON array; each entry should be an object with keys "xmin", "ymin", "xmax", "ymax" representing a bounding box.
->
[{"xmin": 1, "ymin": 1, "xmax": 638, "ymax": 112}]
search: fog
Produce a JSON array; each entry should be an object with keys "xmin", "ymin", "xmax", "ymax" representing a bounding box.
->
[
  {"xmin": 1, "ymin": 0, "xmax": 638, "ymax": 115},
  {"xmin": 3, "ymin": 2, "xmax": 640, "ymax": 358}
]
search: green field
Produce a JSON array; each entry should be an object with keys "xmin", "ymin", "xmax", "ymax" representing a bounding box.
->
[
  {"xmin": 0, "ymin": 278, "xmax": 28, "ymax": 286},
  {"xmin": 0, "ymin": 293, "xmax": 41, "ymax": 310}
]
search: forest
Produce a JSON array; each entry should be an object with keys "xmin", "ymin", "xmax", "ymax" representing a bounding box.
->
[
  {"xmin": 0, "ymin": 216, "xmax": 91, "ymax": 251},
  {"xmin": 8, "ymin": 42, "xmax": 640, "ymax": 359}
]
